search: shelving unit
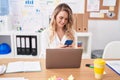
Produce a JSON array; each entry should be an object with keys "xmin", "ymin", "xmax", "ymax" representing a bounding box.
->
[
  {"xmin": 76, "ymin": 32, "xmax": 92, "ymax": 59},
  {"xmin": 0, "ymin": 32, "xmax": 14, "ymax": 58},
  {"xmin": 0, "ymin": 31, "xmax": 92, "ymax": 58}
]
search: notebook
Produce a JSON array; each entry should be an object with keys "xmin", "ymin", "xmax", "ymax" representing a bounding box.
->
[
  {"xmin": 6, "ymin": 61, "xmax": 41, "ymax": 73},
  {"xmin": 46, "ymin": 48, "xmax": 83, "ymax": 69}
]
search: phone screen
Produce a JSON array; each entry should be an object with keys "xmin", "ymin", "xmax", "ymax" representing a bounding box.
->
[{"xmin": 64, "ymin": 40, "xmax": 73, "ymax": 46}]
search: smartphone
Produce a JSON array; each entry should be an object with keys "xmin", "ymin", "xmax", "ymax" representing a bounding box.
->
[{"xmin": 64, "ymin": 40, "xmax": 73, "ymax": 46}]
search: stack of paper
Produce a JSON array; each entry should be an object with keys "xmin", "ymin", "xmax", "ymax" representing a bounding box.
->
[
  {"xmin": 6, "ymin": 61, "xmax": 41, "ymax": 73},
  {"xmin": 106, "ymin": 60, "xmax": 120, "ymax": 75}
]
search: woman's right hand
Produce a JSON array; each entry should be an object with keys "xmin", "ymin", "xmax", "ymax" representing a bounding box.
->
[
  {"xmin": 57, "ymin": 44, "xmax": 67, "ymax": 48},
  {"xmin": 57, "ymin": 44, "xmax": 74, "ymax": 48}
]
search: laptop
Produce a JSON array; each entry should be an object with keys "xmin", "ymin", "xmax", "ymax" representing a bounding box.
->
[{"xmin": 46, "ymin": 48, "xmax": 83, "ymax": 69}]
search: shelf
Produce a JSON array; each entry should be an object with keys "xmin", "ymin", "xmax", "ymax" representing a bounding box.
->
[
  {"xmin": 0, "ymin": 32, "xmax": 14, "ymax": 58},
  {"xmin": 76, "ymin": 32, "xmax": 92, "ymax": 59},
  {"xmin": 13, "ymin": 31, "xmax": 41, "ymax": 58},
  {"xmin": 0, "ymin": 31, "xmax": 41, "ymax": 58}
]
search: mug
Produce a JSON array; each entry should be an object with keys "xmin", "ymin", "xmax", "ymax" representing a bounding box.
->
[{"xmin": 94, "ymin": 58, "xmax": 105, "ymax": 80}]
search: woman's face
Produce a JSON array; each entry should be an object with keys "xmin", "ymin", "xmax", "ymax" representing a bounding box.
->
[{"xmin": 56, "ymin": 11, "xmax": 68, "ymax": 28}]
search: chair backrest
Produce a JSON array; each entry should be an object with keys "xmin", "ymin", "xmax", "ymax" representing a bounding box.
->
[{"xmin": 102, "ymin": 41, "xmax": 120, "ymax": 59}]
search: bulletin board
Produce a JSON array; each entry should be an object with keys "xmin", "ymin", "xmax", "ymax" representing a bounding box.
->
[{"xmin": 86, "ymin": 0, "xmax": 119, "ymax": 20}]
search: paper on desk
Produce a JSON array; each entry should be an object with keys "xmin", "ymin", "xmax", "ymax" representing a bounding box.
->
[
  {"xmin": 23, "ymin": 61, "xmax": 41, "ymax": 72},
  {"xmin": 106, "ymin": 60, "xmax": 120, "ymax": 75},
  {"xmin": 6, "ymin": 61, "xmax": 24, "ymax": 73},
  {"xmin": 0, "ymin": 77, "xmax": 28, "ymax": 80}
]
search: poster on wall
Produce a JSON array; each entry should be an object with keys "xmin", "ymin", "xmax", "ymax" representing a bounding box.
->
[
  {"xmin": 87, "ymin": 0, "xmax": 100, "ymax": 12},
  {"xmin": 61, "ymin": 0, "xmax": 85, "ymax": 13}
]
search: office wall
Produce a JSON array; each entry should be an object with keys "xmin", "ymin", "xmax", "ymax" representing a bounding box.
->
[
  {"xmin": 88, "ymin": 8, "xmax": 120, "ymax": 50},
  {"xmin": 2, "ymin": 0, "xmax": 120, "ymax": 51}
]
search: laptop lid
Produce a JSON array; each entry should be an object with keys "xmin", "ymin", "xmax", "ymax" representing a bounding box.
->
[{"xmin": 46, "ymin": 48, "xmax": 83, "ymax": 69}]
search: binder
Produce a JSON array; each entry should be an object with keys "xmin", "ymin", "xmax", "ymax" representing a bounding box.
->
[
  {"xmin": 25, "ymin": 36, "xmax": 31, "ymax": 55},
  {"xmin": 21, "ymin": 37, "xmax": 26, "ymax": 55},
  {"xmin": 16, "ymin": 36, "xmax": 21, "ymax": 55},
  {"xmin": 30, "ymin": 36, "xmax": 37, "ymax": 56}
]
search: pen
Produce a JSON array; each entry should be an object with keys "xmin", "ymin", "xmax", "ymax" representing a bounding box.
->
[{"xmin": 85, "ymin": 64, "xmax": 94, "ymax": 68}]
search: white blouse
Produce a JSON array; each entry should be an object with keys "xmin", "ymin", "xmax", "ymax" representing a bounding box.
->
[{"xmin": 40, "ymin": 28, "xmax": 77, "ymax": 58}]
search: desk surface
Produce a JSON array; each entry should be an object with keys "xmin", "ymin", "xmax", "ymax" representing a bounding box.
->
[{"xmin": 0, "ymin": 58, "xmax": 119, "ymax": 80}]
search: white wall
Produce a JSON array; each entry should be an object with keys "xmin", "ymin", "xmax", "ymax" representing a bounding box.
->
[
  {"xmin": 88, "ymin": 9, "xmax": 120, "ymax": 50},
  {"xmin": 2, "ymin": 0, "xmax": 120, "ymax": 51}
]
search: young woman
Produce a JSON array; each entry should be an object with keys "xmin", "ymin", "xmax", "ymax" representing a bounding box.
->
[{"xmin": 40, "ymin": 3, "xmax": 77, "ymax": 58}]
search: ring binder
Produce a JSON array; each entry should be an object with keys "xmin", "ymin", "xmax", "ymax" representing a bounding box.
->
[
  {"xmin": 16, "ymin": 36, "xmax": 21, "ymax": 55},
  {"xmin": 21, "ymin": 37, "xmax": 26, "ymax": 55},
  {"xmin": 25, "ymin": 36, "xmax": 31, "ymax": 55},
  {"xmin": 30, "ymin": 36, "xmax": 37, "ymax": 56}
]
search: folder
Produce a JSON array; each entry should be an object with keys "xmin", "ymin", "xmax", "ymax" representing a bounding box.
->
[
  {"xmin": 73, "ymin": 14, "xmax": 88, "ymax": 32},
  {"xmin": 25, "ymin": 36, "xmax": 31, "ymax": 55},
  {"xmin": 16, "ymin": 36, "xmax": 21, "ymax": 55},
  {"xmin": 72, "ymin": 14, "xmax": 77, "ymax": 31},
  {"xmin": 83, "ymin": 13, "xmax": 88, "ymax": 32},
  {"xmin": 76, "ymin": 14, "xmax": 83, "ymax": 32},
  {"xmin": 30, "ymin": 36, "xmax": 37, "ymax": 56}
]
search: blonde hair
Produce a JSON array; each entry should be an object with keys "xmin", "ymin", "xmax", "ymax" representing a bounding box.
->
[{"xmin": 49, "ymin": 3, "xmax": 75, "ymax": 43}]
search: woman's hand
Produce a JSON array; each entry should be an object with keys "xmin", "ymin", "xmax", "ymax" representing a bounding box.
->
[
  {"xmin": 65, "ymin": 45, "xmax": 74, "ymax": 48},
  {"xmin": 57, "ymin": 44, "xmax": 66, "ymax": 48},
  {"xmin": 57, "ymin": 44, "xmax": 74, "ymax": 48}
]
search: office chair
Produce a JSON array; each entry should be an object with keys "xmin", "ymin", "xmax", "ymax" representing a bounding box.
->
[{"xmin": 102, "ymin": 41, "xmax": 120, "ymax": 59}]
